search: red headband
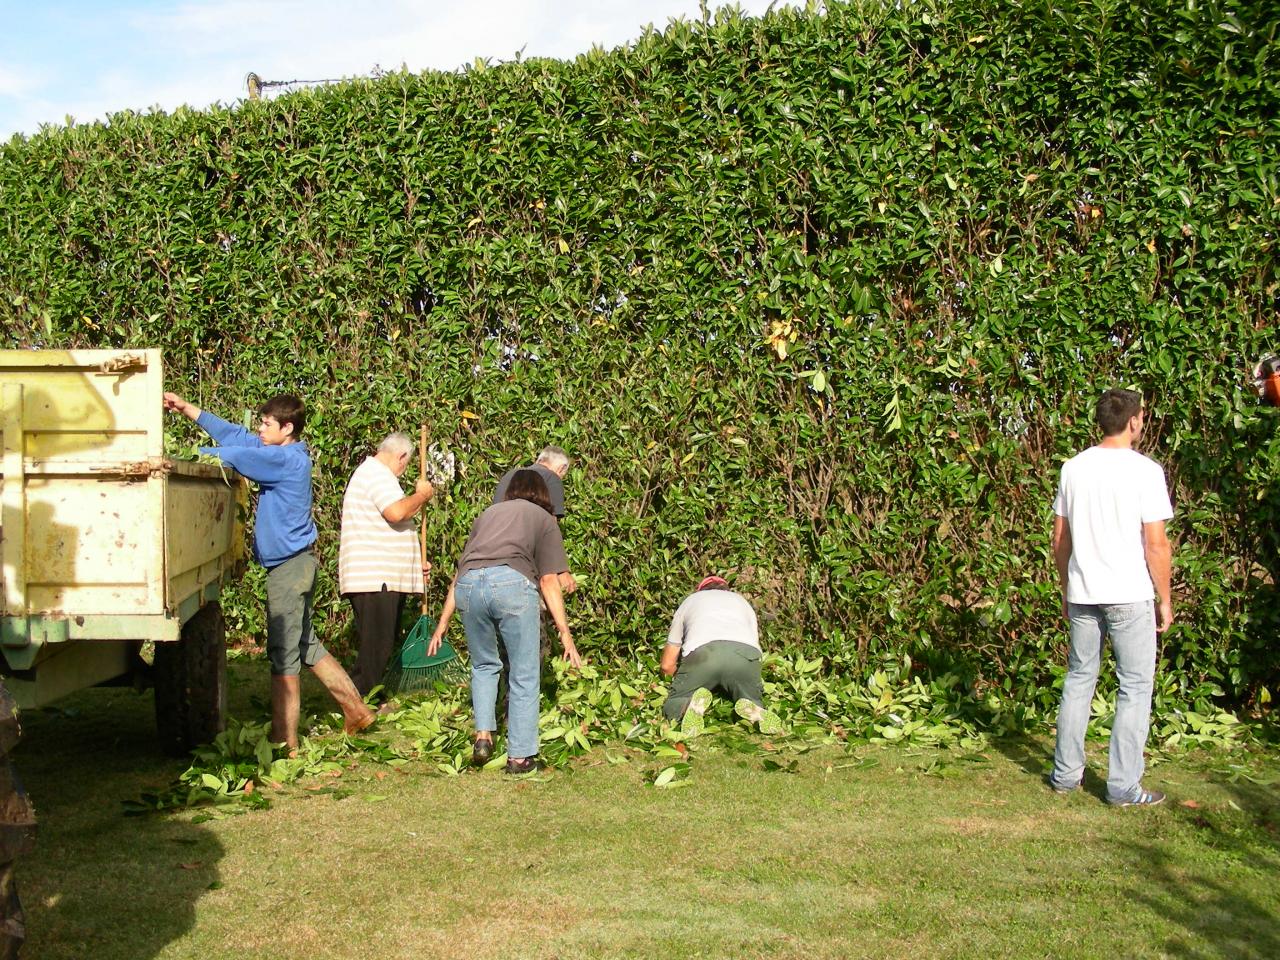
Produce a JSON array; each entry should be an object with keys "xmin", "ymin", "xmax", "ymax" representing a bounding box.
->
[{"xmin": 697, "ymin": 576, "xmax": 728, "ymax": 591}]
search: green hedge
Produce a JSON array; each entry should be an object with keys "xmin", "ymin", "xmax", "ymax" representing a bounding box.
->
[{"xmin": 2, "ymin": 0, "xmax": 1278, "ymax": 716}]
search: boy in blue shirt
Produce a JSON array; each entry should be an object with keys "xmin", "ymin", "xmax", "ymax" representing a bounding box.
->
[{"xmin": 164, "ymin": 391, "xmax": 374, "ymax": 752}]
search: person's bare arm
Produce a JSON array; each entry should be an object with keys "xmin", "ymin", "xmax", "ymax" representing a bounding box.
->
[
  {"xmin": 1052, "ymin": 514, "xmax": 1072, "ymax": 620},
  {"xmin": 660, "ymin": 644, "xmax": 680, "ymax": 677},
  {"xmin": 162, "ymin": 392, "xmax": 202, "ymax": 421},
  {"xmin": 539, "ymin": 573, "xmax": 581, "ymax": 668},
  {"xmin": 382, "ymin": 478, "xmax": 435, "ymax": 524},
  {"xmin": 1143, "ymin": 520, "xmax": 1173, "ymax": 632},
  {"xmin": 427, "ymin": 581, "xmax": 457, "ymax": 655}
]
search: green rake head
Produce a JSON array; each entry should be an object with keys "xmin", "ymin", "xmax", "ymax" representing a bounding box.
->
[{"xmin": 381, "ymin": 617, "xmax": 468, "ymax": 693}]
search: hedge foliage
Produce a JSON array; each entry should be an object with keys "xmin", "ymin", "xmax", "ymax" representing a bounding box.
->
[{"xmin": 2, "ymin": 0, "xmax": 1278, "ymax": 716}]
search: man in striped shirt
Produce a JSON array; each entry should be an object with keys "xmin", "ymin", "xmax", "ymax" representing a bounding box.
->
[{"xmin": 340, "ymin": 432, "xmax": 435, "ymax": 696}]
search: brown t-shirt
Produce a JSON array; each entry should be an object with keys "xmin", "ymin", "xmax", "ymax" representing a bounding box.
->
[{"xmin": 456, "ymin": 499, "xmax": 569, "ymax": 586}]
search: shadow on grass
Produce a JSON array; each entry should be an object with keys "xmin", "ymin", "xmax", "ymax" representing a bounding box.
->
[
  {"xmin": 986, "ymin": 731, "xmax": 1126, "ymax": 801},
  {"xmin": 16, "ymin": 687, "xmax": 225, "ymax": 960},
  {"xmin": 1115, "ymin": 777, "xmax": 1280, "ymax": 960},
  {"xmin": 993, "ymin": 723, "xmax": 1280, "ymax": 958}
]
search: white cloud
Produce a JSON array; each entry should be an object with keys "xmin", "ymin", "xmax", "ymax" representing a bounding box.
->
[
  {"xmin": 2, "ymin": 1, "xmax": 802, "ymax": 139},
  {"xmin": 0, "ymin": 61, "xmax": 47, "ymax": 100},
  {"xmin": 0, "ymin": 68, "xmax": 27, "ymax": 99}
]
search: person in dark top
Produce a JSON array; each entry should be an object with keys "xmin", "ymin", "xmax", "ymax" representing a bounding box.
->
[
  {"xmin": 492, "ymin": 445, "xmax": 576, "ymax": 595},
  {"xmin": 431, "ymin": 470, "xmax": 582, "ymax": 775},
  {"xmin": 492, "ymin": 445, "xmax": 569, "ymax": 518}
]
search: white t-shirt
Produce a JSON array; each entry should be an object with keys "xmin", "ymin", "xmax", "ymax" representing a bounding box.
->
[
  {"xmin": 1052, "ymin": 446, "xmax": 1173, "ymax": 605},
  {"xmin": 665, "ymin": 590, "xmax": 760, "ymax": 658},
  {"xmin": 338, "ymin": 456, "xmax": 421, "ymax": 595}
]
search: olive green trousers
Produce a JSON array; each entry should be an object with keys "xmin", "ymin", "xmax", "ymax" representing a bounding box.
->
[{"xmin": 661, "ymin": 640, "xmax": 764, "ymax": 720}]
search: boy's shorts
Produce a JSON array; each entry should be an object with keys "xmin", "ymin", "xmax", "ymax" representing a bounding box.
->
[{"xmin": 265, "ymin": 551, "xmax": 328, "ymax": 676}]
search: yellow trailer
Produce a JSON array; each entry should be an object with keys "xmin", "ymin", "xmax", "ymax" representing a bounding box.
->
[{"xmin": 0, "ymin": 349, "xmax": 246, "ymax": 752}]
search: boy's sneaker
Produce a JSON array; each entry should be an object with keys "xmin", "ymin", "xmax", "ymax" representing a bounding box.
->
[
  {"xmin": 1049, "ymin": 778, "xmax": 1080, "ymax": 795},
  {"xmin": 1111, "ymin": 789, "xmax": 1165, "ymax": 808},
  {"xmin": 680, "ymin": 688, "xmax": 713, "ymax": 738},
  {"xmin": 734, "ymin": 698, "xmax": 785, "ymax": 735}
]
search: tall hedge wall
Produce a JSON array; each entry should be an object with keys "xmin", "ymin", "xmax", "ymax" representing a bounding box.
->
[{"xmin": 2, "ymin": 0, "xmax": 1277, "ymax": 713}]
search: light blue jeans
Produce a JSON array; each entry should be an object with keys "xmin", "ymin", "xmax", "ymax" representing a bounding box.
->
[
  {"xmin": 1051, "ymin": 601, "xmax": 1157, "ymax": 803},
  {"xmin": 454, "ymin": 565, "xmax": 542, "ymax": 760}
]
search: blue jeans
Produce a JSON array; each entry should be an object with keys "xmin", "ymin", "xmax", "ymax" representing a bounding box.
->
[
  {"xmin": 1051, "ymin": 601, "xmax": 1157, "ymax": 803},
  {"xmin": 454, "ymin": 566, "xmax": 542, "ymax": 759}
]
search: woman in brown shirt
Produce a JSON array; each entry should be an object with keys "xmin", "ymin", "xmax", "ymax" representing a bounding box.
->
[{"xmin": 430, "ymin": 470, "xmax": 581, "ymax": 774}]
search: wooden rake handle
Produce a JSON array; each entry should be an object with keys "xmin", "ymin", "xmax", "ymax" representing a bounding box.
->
[{"xmin": 420, "ymin": 423, "xmax": 430, "ymax": 616}]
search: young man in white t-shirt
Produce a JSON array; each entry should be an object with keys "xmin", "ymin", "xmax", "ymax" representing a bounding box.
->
[
  {"xmin": 339, "ymin": 432, "xmax": 435, "ymax": 696},
  {"xmin": 1049, "ymin": 388, "xmax": 1174, "ymax": 806}
]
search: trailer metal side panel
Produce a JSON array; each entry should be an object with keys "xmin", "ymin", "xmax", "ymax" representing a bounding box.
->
[
  {"xmin": 164, "ymin": 462, "xmax": 247, "ymax": 622},
  {"xmin": 0, "ymin": 350, "xmax": 246, "ymax": 707},
  {"xmin": 0, "ymin": 349, "xmax": 162, "ymax": 462},
  {"xmin": 23, "ymin": 470, "xmax": 157, "ymax": 615}
]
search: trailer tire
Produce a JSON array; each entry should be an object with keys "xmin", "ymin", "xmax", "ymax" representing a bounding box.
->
[{"xmin": 154, "ymin": 602, "xmax": 228, "ymax": 756}]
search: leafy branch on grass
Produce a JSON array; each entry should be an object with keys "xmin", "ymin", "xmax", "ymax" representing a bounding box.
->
[{"xmin": 128, "ymin": 652, "xmax": 1257, "ymax": 815}]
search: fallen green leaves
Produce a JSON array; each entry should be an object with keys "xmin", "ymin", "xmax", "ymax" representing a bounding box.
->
[{"xmin": 127, "ymin": 652, "xmax": 1261, "ymax": 816}]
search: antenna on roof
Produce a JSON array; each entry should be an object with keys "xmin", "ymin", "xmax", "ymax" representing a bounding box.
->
[{"xmin": 243, "ymin": 70, "xmax": 365, "ymax": 101}]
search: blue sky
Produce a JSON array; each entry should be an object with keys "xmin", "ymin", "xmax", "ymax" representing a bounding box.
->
[{"xmin": 0, "ymin": 1, "xmax": 799, "ymax": 141}]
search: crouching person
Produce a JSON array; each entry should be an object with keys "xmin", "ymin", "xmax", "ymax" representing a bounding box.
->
[
  {"xmin": 163, "ymin": 391, "xmax": 375, "ymax": 752},
  {"xmin": 660, "ymin": 576, "xmax": 783, "ymax": 736}
]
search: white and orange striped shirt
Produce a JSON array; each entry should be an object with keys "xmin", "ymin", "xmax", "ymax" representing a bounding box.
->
[{"xmin": 338, "ymin": 456, "xmax": 421, "ymax": 595}]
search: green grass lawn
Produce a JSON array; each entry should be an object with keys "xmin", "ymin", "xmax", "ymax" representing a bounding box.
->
[{"xmin": 15, "ymin": 662, "xmax": 1280, "ymax": 960}]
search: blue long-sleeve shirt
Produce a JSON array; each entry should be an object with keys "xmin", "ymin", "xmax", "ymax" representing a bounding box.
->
[{"xmin": 196, "ymin": 410, "xmax": 317, "ymax": 568}]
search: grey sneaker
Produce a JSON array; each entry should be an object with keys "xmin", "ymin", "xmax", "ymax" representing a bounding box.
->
[
  {"xmin": 1111, "ymin": 789, "xmax": 1165, "ymax": 808},
  {"xmin": 680, "ymin": 688, "xmax": 713, "ymax": 738},
  {"xmin": 1049, "ymin": 778, "xmax": 1080, "ymax": 795},
  {"xmin": 734, "ymin": 698, "xmax": 785, "ymax": 735}
]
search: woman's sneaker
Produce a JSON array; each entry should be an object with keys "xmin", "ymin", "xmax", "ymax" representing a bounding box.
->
[
  {"xmin": 505, "ymin": 757, "xmax": 545, "ymax": 776},
  {"xmin": 734, "ymin": 698, "xmax": 785, "ymax": 735},
  {"xmin": 472, "ymin": 737, "xmax": 495, "ymax": 767},
  {"xmin": 1111, "ymin": 789, "xmax": 1165, "ymax": 808},
  {"xmin": 680, "ymin": 688, "xmax": 714, "ymax": 738}
]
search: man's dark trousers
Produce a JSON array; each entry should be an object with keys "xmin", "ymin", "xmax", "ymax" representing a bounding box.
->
[{"xmin": 347, "ymin": 588, "xmax": 407, "ymax": 696}]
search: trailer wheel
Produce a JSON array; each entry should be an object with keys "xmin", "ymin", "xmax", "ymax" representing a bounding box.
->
[{"xmin": 154, "ymin": 602, "xmax": 228, "ymax": 756}]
